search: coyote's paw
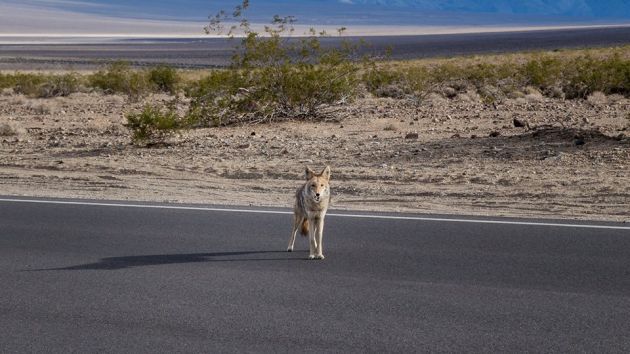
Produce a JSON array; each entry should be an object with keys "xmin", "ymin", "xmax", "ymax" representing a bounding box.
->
[
  {"xmin": 308, "ymin": 254, "xmax": 316, "ymax": 260},
  {"xmin": 315, "ymin": 254, "xmax": 325, "ymax": 260},
  {"xmin": 287, "ymin": 247, "xmax": 293, "ymax": 252}
]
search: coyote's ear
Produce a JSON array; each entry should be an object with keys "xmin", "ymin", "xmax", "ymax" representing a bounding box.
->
[
  {"xmin": 305, "ymin": 166, "xmax": 315, "ymax": 180},
  {"xmin": 320, "ymin": 166, "xmax": 331, "ymax": 180}
]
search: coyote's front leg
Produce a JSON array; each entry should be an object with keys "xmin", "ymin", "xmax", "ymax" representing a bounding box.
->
[
  {"xmin": 315, "ymin": 217, "xmax": 325, "ymax": 260},
  {"xmin": 287, "ymin": 215, "xmax": 301, "ymax": 252},
  {"xmin": 308, "ymin": 218, "xmax": 318, "ymax": 259}
]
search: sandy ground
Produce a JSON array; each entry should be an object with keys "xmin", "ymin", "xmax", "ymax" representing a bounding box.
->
[{"xmin": 1, "ymin": 89, "xmax": 629, "ymax": 221}]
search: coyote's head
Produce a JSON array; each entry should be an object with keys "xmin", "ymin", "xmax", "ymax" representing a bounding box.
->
[{"xmin": 305, "ymin": 166, "xmax": 331, "ymax": 203}]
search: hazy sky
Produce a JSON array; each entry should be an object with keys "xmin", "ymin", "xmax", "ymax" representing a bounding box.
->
[{"xmin": 1, "ymin": 0, "xmax": 629, "ymax": 36}]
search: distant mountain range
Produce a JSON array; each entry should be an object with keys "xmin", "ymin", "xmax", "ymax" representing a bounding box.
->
[
  {"xmin": 7, "ymin": 0, "xmax": 630, "ymax": 23},
  {"xmin": 1, "ymin": 0, "xmax": 629, "ymax": 37},
  {"xmin": 342, "ymin": 0, "xmax": 630, "ymax": 18}
]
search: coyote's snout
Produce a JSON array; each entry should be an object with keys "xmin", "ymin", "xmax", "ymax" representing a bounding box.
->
[{"xmin": 287, "ymin": 166, "xmax": 331, "ymax": 260}]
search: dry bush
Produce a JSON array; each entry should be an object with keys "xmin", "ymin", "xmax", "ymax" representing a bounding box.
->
[
  {"xmin": 25, "ymin": 100, "xmax": 57, "ymax": 115},
  {"xmin": 586, "ymin": 91, "xmax": 608, "ymax": 106},
  {"xmin": 0, "ymin": 122, "xmax": 25, "ymax": 136}
]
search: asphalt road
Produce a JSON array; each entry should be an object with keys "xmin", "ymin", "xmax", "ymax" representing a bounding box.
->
[
  {"xmin": 2, "ymin": 197, "xmax": 630, "ymax": 352},
  {"xmin": 2, "ymin": 26, "xmax": 630, "ymax": 69}
]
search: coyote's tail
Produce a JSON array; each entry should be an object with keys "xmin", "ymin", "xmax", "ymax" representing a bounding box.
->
[{"xmin": 300, "ymin": 219, "xmax": 309, "ymax": 237}]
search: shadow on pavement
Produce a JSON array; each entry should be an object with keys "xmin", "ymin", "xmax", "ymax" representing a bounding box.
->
[{"xmin": 27, "ymin": 250, "xmax": 306, "ymax": 271}]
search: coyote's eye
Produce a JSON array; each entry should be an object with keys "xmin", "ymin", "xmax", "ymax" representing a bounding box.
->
[
  {"xmin": 320, "ymin": 184, "xmax": 324, "ymax": 187},
  {"xmin": 311, "ymin": 184, "xmax": 316, "ymax": 187}
]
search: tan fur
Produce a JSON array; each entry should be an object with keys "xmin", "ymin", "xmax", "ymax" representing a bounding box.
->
[
  {"xmin": 287, "ymin": 166, "xmax": 331, "ymax": 260},
  {"xmin": 300, "ymin": 219, "xmax": 309, "ymax": 236}
]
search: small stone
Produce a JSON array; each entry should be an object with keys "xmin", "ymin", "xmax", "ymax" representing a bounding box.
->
[
  {"xmin": 513, "ymin": 118, "xmax": 527, "ymax": 128},
  {"xmin": 405, "ymin": 132, "xmax": 419, "ymax": 140},
  {"xmin": 489, "ymin": 131, "xmax": 501, "ymax": 137},
  {"xmin": 237, "ymin": 143, "xmax": 251, "ymax": 149}
]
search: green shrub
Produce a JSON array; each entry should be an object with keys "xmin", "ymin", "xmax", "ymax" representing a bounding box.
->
[
  {"xmin": 0, "ymin": 73, "xmax": 82, "ymax": 98},
  {"xmin": 186, "ymin": 70, "xmax": 246, "ymax": 126},
  {"xmin": 363, "ymin": 65, "xmax": 407, "ymax": 97},
  {"xmin": 188, "ymin": 1, "xmax": 362, "ymax": 126},
  {"xmin": 11, "ymin": 73, "xmax": 47, "ymax": 97},
  {"xmin": 523, "ymin": 55, "xmax": 564, "ymax": 89},
  {"xmin": 361, "ymin": 48, "xmax": 630, "ymax": 101},
  {"xmin": 563, "ymin": 54, "xmax": 630, "ymax": 98},
  {"xmin": 148, "ymin": 65, "xmax": 180, "ymax": 94},
  {"xmin": 89, "ymin": 61, "xmax": 152, "ymax": 99},
  {"xmin": 37, "ymin": 73, "xmax": 81, "ymax": 98},
  {"xmin": 125, "ymin": 104, "xmax": 183, "ymax": 144}
]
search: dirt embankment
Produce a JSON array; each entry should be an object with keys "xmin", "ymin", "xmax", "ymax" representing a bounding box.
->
[{"xmin": 1, "ymin": 89, "xmax": 629, "ymax": 221}]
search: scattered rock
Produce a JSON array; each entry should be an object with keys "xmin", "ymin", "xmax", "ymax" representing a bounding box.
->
[
  {"xmin": 489, "ymin": 131, "xmax": 501, "ymax": 138},
  {"xmin": 405, "ymin": 132, "xmax": 419, "ymax": 140},
  {"xmin": 443, "ymin": 87, "xmax": 457, "ymax": 99},
  {"xmin": 513, "ymin": 118, "xmax": 527, "ymax": 128}
]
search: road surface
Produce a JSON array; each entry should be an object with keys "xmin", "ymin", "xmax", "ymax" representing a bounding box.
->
[{"xmin": 1, "ymin": 197, "xmax": 630, "ymax": 352}]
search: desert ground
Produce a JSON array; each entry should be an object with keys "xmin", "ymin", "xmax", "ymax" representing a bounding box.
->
[{"xmin": 1, "ymin": 87, "xmax": 628, "ymax": 221}]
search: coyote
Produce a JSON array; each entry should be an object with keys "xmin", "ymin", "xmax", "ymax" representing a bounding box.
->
[{"xmin": 287, "ymin": 166, "xmax": 331, "ymax": 260}]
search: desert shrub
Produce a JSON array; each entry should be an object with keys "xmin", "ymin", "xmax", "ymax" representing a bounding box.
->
[
  {"xmin": 36, "ymin": 73, "xmax": 81, "ymax": 98},
  {"xmin": 11, "ymin": 73, "xmax": 48, "ymax": 97},
  {"xmin": 89, "ymin": 61, "xmax": 152, "ymax": 99},
  {"xmin": 125, "ymin": 104, "xmax": 183, "ymax": 144},
  {"xmin": 363, "ymin": 65, "xmax": 407, "ymax": 97},
  {"xmin": 25, "ymin": 100, "xmax": 55, "ymax": 115},
  {"xmin": 362, "ymin": 47, "xmax": 630, "ymax": 102},
  {"xmin": 186, "ymin": 69, "xmax": 246, "ymax": 126},
  {"xmin": 0, "ymin": 122, "xmax": 23, "ymax": 136},
  {"xmin": 563, "ymin": 54, "xmax": 630, "ymax": 98},
  {"xmin": 186, "ymin": 2, "xmax": 361, "ymax": 126},
  {"xmin": 0, "ymin": 73, "xmax": 82, "ymax": 98},
  {"xmin": 0, "ymin": 73, "xmax": 15, "ymax": 89},
  {"xmin": 523, "ymin": 55, "xmax": 564, "ymax": 89},
  {"xmin": 148, "ymin": 65, "xmax": 180, "ymax": 94}
]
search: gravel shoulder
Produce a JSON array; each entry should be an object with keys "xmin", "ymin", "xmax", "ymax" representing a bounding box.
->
[{"xmin": 1, "ymin": 90, "xmax": 629, "ymax": 221}]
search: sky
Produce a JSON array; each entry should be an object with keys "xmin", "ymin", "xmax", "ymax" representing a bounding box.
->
[{"xmin": 1, "ymin": 0, "xmax": 629, "ymax": 37}]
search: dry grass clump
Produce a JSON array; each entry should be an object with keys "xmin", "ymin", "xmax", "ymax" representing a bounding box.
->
[
  {"xmin": 587, "ymin": 91, "xmax": 608, "ymax": 106},
  {"xmin": 24, "ymin": 100, "xmax": 57, "ymax": 115},
  {"xmin": 0, "ymin": 122, "xmax": 25, "ymax": 136}
]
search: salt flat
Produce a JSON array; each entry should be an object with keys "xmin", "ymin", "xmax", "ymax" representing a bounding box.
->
[{"xmin": 1, "ymin": 26, "xmax": 629, "ymax": 70}]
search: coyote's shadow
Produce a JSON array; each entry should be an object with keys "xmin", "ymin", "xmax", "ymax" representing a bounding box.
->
[{"xmin": 29, "ymin": 250, "xmax": 305, "ymax": 271}]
